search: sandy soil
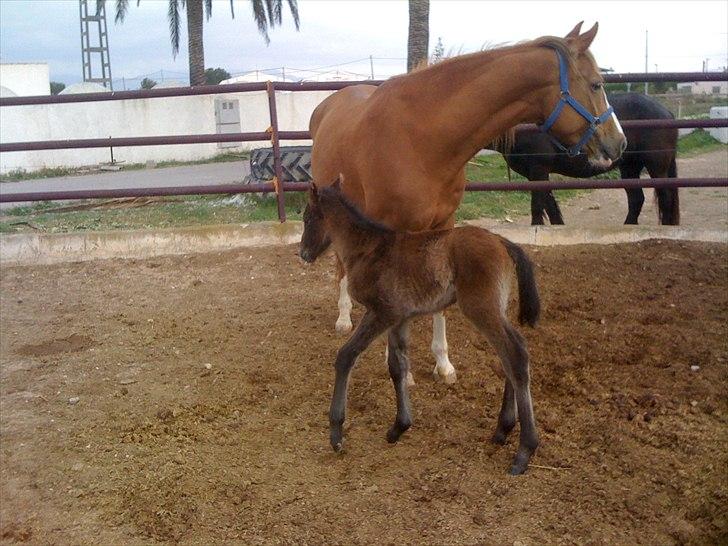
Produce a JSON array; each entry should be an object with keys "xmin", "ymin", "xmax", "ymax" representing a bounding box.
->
[{"xmin": 1, "ymin": 240, "xmax": 726, "ymax": 545}]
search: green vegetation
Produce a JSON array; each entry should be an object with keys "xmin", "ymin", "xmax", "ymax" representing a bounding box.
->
[{"xmin": 677, "ymin": 129, "xmax": 726, "ymax": 156}]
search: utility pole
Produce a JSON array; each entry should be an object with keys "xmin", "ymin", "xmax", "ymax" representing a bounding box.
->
[
  {"xmin": 79, "ymin": 0, "xmax": 113, "ymax": 90},
  {"xmin": 370, "ymin": 55, "xmax": 375, "ymax": 79},
  {"xmin": 644, "ymin": 29, "xmax": 649, "ymax": 95}
]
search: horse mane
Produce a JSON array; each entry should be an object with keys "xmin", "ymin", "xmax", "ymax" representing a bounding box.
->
[{"xmin": 320, "ymin": 186, "xmax": 394, "ymax": 234}]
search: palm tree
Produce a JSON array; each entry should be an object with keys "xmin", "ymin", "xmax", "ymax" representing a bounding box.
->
[
  {"xmin": 103, "ymin": 0, "xmax": 300, "ymax": 86},
  {"xmin": 407, "ymin": 0, "xmax": 429, "ymax": 72}
]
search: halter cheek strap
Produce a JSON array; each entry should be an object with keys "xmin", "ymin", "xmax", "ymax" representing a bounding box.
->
[{"xmin": 538, "ymin": 48, "xmax": 614, "ymax": 157}]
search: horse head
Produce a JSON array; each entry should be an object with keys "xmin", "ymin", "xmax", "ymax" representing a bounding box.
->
[
  {"xmin": 299, "ymin": 181, "xmax": 333, "ymax": 263},
  {"xmin": 537, "ymin": 22, "xmax": 627, "ymax": 169}
]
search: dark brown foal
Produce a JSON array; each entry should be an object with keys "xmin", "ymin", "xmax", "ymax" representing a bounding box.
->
[{"xmin": 299, "ymin": 182, "xmax": 541, "ymax": 475}]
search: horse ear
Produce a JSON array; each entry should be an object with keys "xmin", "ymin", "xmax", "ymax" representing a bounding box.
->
[
  {"xmin": 309, "ymin": 182, "xmax": 319, "ymax": 200},
  {"xmin": 571, "ymin": 22, "xmax": 598, "ymax": 53},
  {"xmin": 564, "ymin": 21, "xmax": 583, "ymax": 39}
]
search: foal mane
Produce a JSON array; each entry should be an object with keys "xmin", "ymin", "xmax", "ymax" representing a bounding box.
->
[{"xmin": 321, "ymin": 187, "xmax": 394, "ymax": 234}]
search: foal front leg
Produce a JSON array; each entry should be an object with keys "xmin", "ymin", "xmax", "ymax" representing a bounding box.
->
[
  {"xmin": 431, "ymin": 312, "xmax": 457, "ymax": 384},
  {"xmin": 329, "ymin": 311, "xmax": 390, "ymax": 452},
  {"xmin": 386, "ymin": 322, "xmax": 413, "ymax": 443}
]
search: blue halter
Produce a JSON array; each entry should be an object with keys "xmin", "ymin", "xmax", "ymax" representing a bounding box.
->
[{"xmin": 539, "ymin": 48, "xmax": 614, "ymax": 157}]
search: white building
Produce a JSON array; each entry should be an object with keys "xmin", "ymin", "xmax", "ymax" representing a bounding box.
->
[
  {"xmin": 0, "ymin": 63, "xmax": 50, "ymax": 96},
  {"xmin": 677, "ymin": 79, "xmax": 728, "ymax": 95}
]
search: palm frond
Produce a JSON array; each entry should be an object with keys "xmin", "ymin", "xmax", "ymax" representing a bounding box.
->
[
  {"xmin": 204, "ymin": 0, "xmax": 212, "ymax": 20},
  {"xmin": 265, "ymin": 0, "xmax": 275, "ymax": 25},
  {"xmin": 286, "ymin": 0, "xmax": 300, "ymax": 30},
  {"xmin": 114, "ymin": 0, "xmax": 129, "ymax": 22},
  {"xmin": 251, "ymin": 0, "xmax": 271, "ymax": 44},
  {"xmin": 229, "ymin": 0, "xmax": 235, "ymax": 18},
  {"xmin": 168, "ymin": 0, "xmax": 181, "ymax": 56}
]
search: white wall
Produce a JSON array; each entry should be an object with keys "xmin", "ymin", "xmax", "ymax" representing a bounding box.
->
[
  {"xmin": 0, "ymin": 63, "xmax": 50, "ymax": 97},
  {"xmin": 0, "ymin": 89, "xmax": 334, "ymax": 174}
]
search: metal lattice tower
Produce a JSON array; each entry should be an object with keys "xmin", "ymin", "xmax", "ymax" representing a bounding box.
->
[{"xmin": 79, "ymin": 0, "xmax": 113, "ymax": 90}]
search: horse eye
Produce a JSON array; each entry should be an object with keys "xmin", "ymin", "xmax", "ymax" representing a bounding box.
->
[{"xmin": 591, "ymin": 82, "xmax": 603, "ymax": 91}]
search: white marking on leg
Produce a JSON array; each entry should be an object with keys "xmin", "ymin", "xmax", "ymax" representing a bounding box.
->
[
  {"xmin": 431, "ymin": 312, "xmax": 457, "ymax": 384},
  {"xmin": 335, "ymin": 276, "xmax": 353, "ymax": 333}
]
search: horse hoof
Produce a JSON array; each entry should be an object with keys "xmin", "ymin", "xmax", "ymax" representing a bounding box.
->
[
  {"xmin": 335, "ymin": 319, "xmax": 353, "ymax": 334},
  {"xmin": 331, "ymin": 439, "xmax": 345, "ymax": 453},
  {"xmin": 433, "ymin": 368, "xmax": 457, "ymax": 385},
  {"xmin": 491, "ymin": 431, "xmax": 508, "ymax": 446},
  {"xmin": 509, "ymin": 461, "xmax": 529, "ymax": 475},
  {"xmin": 406, "ymin": 371, "xmax": 416, "ymax": 387},
  {"xmin": 386, "ymin": 422, "xmax": 410, "ymax": 444}
]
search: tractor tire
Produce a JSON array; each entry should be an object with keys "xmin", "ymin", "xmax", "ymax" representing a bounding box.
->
[{"xmin": 247, "ymin": 146, "xmax": 313, "ymax": 184}]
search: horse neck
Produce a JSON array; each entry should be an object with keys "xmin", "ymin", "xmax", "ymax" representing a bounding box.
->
[
  {"xmin": 399, "ymin": 46, "xmax": 557, "ymax": 169},
  {"xmin": 323, "ymin": 199, "xmax": 383, "ymax": 265}
]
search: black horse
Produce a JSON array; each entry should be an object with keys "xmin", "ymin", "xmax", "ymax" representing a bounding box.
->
[{"xmin": 500, "ymin": 93, "xmax": 679, "ymax": 225}]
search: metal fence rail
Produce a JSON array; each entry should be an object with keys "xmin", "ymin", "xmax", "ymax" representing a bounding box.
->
[{"xmin": 1, "ymin": 72, "xmax": 727, "ymax": 221}]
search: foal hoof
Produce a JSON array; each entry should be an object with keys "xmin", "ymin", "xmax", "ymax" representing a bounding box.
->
[
  {"xmin": 433, "ymin": 368, "xmax": 457, "ymax": 385},
  {"xmin": 386, "ymin": 423, "xmax": 410, "ymax": 444},
  {"xmin": 508, "ymin": 450, "xmax": 534, "ymax": 475},
  {"xmin": 335, "ymin": 318, "xmax": 353, "ymax": 334},
  {"xmin": 491, "ymin": 430, "xmax": 508, "ymax": 446},
  {"xmin": 330, "ymin": 429, "xmax": 345, "ymax": 453}
]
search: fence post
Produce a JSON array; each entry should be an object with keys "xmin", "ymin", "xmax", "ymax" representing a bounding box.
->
[{"xmin": 266, "ymin": 81, "xmax": 287, "ymax": 222}]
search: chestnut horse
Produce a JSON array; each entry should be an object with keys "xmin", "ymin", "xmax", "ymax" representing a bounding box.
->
[
  {"xmin": 299, "ymin": 181, "xmax": 541, "ymax": 474},
  {"xmin": 309, "ymin": 22, "xmax": 625, "ymax": 384}
]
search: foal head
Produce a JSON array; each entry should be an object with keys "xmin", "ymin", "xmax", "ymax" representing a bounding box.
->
[
  {"xmin": 299, "ymin": 182, "xmax": 332, "ymax": 263},
  {"xmin": 535, "ymin": 22, "xmax": 627, "ymax": 169}
]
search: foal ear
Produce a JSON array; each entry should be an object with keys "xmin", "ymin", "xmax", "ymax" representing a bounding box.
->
[
  {"xmin": 332, "ymin": 173, "xmax": 344, "ymax": 191},
  {"xmin": 309, "ymin": 182, "xmax": 319, "ymax": 199},
  {"xmin": 571, "ymin": 22, "xmax": 598, "ymax": 53},
  {"xmin": 564, "ymin": 21, "xmax": 583, "ymax": 39}
]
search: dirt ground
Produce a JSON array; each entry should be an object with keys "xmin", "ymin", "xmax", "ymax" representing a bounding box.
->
[{"xmin": 1, "ymin": 239, "xmax": 726, "ymax": 545}]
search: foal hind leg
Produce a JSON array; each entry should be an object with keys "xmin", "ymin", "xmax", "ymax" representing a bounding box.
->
[
  {"xmin": 431, "ymin": 312, "xmax": 457, "ymax": 384},
  {"xmin": 334, "ymin": 257, "xmax": 353, "ymax": 333},
  {"xmin": 386, "ymin": 321, "xmax": 413, "ymax": 443},
  {"xmin": 462, "ymin": 298, "xmax": 538, "ymax": 474},
  {"xmin": 491, "ymin": 380, "xmax": 517, "ymax": 445}
]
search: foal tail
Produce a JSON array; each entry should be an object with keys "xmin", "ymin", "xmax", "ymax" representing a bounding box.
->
[{"xmin": 501, "ymin": 238, "xmax": 541, "ymax": 327}]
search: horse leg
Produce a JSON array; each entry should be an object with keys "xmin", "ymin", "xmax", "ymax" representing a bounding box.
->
[
  {"xmin": 386, "ymin": 321, "xmax": 413, "ymax": 443},
  {"xmin": 431, "ymin": 312, "xmax": 457, "ymax": 384},
  {"xmin": 386, "ymin": 344, "xmax": 416, "ymax": 387},
  {"xmin": 461, "ymin": 297, "xmax": 538, "ymax": 475},
  {"xmin": 542, "ymin": 191, "xmax": 565, "ymax": 225},
  {"xmin": 329, "ymin": 310, "xmax": 391, "ymax": 452},
  {"xmin": 334, "ymin": 257, "xmax": 353, "ymax": 333},
  {"xmin": 491, "ymin": 380, "xmax": 517, "ymax": 445},
  {"xmin": 647, "ymin": 158, "xmax": 680, "ymax": 225},
  {"xmin": 530, "ymin": 190, "xmax": 547, "ymax": 225},
  {"xmin": 621, "ymin": 164, "xmax": 644, "ymax": 224}
]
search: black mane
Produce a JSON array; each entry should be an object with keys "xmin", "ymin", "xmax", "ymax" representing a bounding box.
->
[{"xmin": 320, "ymin": 186, "xmax": 394, "ymax": 234}]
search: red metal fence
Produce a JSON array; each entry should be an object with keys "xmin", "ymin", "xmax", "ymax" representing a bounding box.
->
[{"xmin": 1, "ymin": 72, "xmax": 727, "ymax": 222}]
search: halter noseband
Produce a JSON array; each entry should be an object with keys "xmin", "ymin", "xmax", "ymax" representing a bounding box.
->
[{"xmin": 539, "ymin": 48, "xmax": 613, "ymax": 157}]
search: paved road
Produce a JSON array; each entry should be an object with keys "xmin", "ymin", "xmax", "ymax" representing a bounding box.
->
[{"xmin": 0, "ymin": 161, "xmax": 251, "ymax": 209}]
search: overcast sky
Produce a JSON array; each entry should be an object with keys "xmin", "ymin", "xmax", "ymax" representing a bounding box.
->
[{"xmin": 1, "ymin": 0, "xmax": 726, "ymax": 86}]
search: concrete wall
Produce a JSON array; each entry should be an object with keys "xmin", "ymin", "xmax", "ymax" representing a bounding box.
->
[
  {"xmin": 708, "ymin": 106, "xmax": 728, "ymax": 143},
  {"xmin": 0, "ymin": 63, "xmax": 50, "ymax": 97},
  {"xmin": 0, "ymin": 89, "xmax": 333, "ymax": 174}
]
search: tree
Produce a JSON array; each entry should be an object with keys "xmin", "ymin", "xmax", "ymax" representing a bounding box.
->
[
  {"xmin": 103, "ymin": 0, "xmax": 300, "ymax": 87},
  {"xmin": 205, "ymin": 67, "xmax": 231, "ymax": 85},
  {"xmin": 140, "ymin": 77, "xmax": 157, "ymax": 89},
  {"xmin": 431, "ymin": 37, "xmax": 444, "ymax": 64},
  {"xmin": 50, "ymin": 82, "xmax": 66, "ymax": 95},
  {"xmin": 407, "ymin": 0, "xmax": 429, "ymax": 72}
]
